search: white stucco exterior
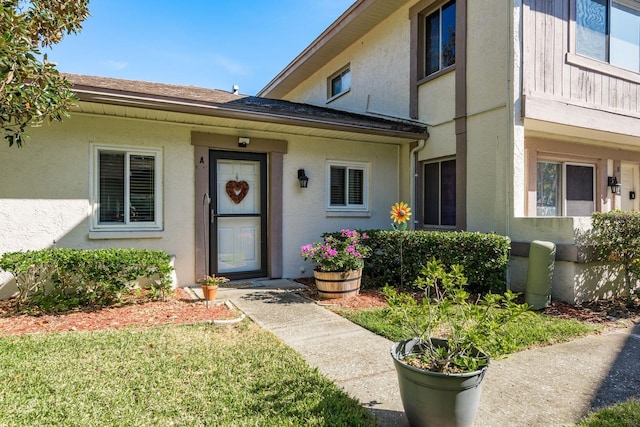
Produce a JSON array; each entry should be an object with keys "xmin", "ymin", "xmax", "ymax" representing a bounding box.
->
[{"xmin": 0, "ymin": 102, "xmax": 413, "ymax": 298}]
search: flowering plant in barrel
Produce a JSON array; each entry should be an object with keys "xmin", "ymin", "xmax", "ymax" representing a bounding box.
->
[{"xmin": 300, "ymin": 229, "xmax": 371, "ymax": 272}]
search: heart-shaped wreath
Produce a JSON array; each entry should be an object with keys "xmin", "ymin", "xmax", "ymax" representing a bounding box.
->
[{"xmin": 225, "ymin": 180, "xmax": 249, "ymax": 204}]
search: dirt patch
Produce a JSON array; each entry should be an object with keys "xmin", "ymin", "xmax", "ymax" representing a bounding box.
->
[{"xmin": 0, "ymin": 288, "xmax": 238, "ymax": 336}]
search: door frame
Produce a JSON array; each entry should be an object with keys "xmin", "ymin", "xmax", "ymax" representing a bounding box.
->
[
  {"xmin": 209, "ymin": 150, "xmax": 268, "ymax": 279},
  {"xmin": 192, "ymin": 132, "xmax": 287, "ymax": 283}
]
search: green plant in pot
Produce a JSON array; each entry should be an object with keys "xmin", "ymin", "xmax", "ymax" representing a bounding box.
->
[
  {"xmin": 197, "ymin": 274, "xmax": 229, "ymax": 303},
  {"xmin": 384, "ymin": 258, "xmax": 531, "ymax": 427}
]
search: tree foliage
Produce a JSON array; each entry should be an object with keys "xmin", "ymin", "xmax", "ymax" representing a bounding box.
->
[{"xmin": 0, "ymin": 0, "xmax": 89, "ymax": 147}]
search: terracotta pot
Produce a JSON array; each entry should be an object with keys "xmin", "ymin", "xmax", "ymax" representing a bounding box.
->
[
  {"xmin": 313, "ymin": 269, "xmax": 362, "ymax": 299},
  {"xmin": 201, "ymin": 284, "xmax": 218, "ymax": 301}
]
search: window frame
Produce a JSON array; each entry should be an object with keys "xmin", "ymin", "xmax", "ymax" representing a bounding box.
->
[
  {"xmin": 327, "ymin": 65, "xmax": 351, "ymax": 101},
  {"xmin": 90, "ymin": 144, "xmax": 163, "ymax": 232},
  {"xmin": 422, "ymin": 157, "xmax": 456, "ymax": 228},
  {"xmin": 568, "ymin": 0, "xmax": 640, "ymax": 83},
  {"xmin": 325, "ymin": 160, "xmax": 369, "ymax": 212},
  {"xmin": 535, "ymin": 160, "xmax": 596, "ymax": 217},
  {"xmin": 416, "ymin": 0, "xmax": 456, "ymax": 82}
]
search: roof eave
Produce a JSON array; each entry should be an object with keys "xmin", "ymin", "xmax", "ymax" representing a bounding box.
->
[{"xmin": 73, "ymin": 87, "xmax": 429, "ymax": 141}]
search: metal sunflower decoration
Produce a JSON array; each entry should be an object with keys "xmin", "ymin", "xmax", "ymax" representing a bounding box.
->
[{"xmin": 390, "ymin": 202, "xmax": 412, "ymax": 231}]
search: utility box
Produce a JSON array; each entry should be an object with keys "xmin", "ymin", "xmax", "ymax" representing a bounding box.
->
[{"xmin": 525, "ymin": 240, "xmax": 556, "ymax": 310}]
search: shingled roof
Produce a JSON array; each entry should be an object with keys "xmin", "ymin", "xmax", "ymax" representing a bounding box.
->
[{"xmin": 65, "ymin": 74, "xmax": 429, "ymax": 140}]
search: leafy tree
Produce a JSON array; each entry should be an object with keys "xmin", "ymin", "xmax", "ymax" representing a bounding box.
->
[
  {"xmin": 590, "ymin": 211, "xmax": 640, "ymax": 304},
  {"xmin": 1, "ymin": 0, "xmax": 89, "ymax": 147}
]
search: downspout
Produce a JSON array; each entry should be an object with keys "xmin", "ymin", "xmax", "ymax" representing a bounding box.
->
[{"xmin": 410, "ymin": 139, "xmax": 427, "ymax": 230}]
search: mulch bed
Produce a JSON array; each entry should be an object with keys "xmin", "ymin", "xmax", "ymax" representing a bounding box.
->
[
  {"xmin": 1, "ymin": 281, "xmax": 638, "ymax": 336},
  {"xmin": 0, "ymin": 288, "xmax": 237, "ymax": 336},
  {"xmin": 295, "ymin": 278, "xmax": 640, "ymax": 328}
]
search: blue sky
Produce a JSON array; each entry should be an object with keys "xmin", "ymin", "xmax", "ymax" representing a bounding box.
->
[{"xmin": 48, "ymin": 0, "xmax": 355, "ymax": 95}]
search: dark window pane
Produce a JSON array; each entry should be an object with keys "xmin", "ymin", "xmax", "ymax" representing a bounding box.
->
[
  {"xmin": 99, "ymin": 152, "xmax": 125, "ymax": 223},
  {"xmin": 331, "ymin": 75, "xmax": 342, "ymax": 97},
  {"xmin": 330, "ymin": 167, "xmax": 346, "ymax": 205},
  {"xmin": 424, "ymin": 162, "xmax": 440, "ymax": 224},
  {"xmin": 566, "ymin": 165, "xmax": 595, "ymax": 216},
  {"xmin": 130, "ymin": 155, "xmax": 155, "ymax": 222},
  {"xmin": 576, "ymin": 0, "xmax": 607, "ymax": 61},
  {"xmin": 440, "ymin": 159, "xmax": 456, "ymax": 226},
  {"xmin": 348, "ymin": 168, "xmax": 363, "ymax": 205},
  {"xmin": 441, "ymin": 1, "xmax": 456, "ymax": 68},
  {"xmin": 425, "ymin": 11, "xmax": 441, "ymax": 75}
]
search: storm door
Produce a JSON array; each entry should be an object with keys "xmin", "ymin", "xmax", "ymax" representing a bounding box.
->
[{"xmin": 209, "ymin": 151, "xmax": 267, "ymax": 279}]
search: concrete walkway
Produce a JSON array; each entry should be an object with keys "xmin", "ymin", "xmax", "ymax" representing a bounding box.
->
[{"xmin": 196, "ymin": 280, "xmax": 640, "ymax": 427}]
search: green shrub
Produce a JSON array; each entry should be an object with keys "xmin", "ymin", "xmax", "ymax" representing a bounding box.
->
[
  {"xmin": 327, "ymin": 230, "xmax": 510, "ymax": 294},
  {"xmin": 590, "ymin": 211, "xmax": 640, "ymax": 302},
  {"xmin": 0, "ymin": 248, "xmax": 174, "ymax": 313}
]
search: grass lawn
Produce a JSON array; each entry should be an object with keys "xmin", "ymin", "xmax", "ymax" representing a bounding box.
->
[
  {"xmin": 577, "ymin": 399, "xmax": 640, "ymax": 427},
  {"xmin": 0, "ymin": 322, "xmax": 376, "ymax": 427},
  {"xmin": 335, "ymin": 305, "xmax": 601, "ymax": 358}
]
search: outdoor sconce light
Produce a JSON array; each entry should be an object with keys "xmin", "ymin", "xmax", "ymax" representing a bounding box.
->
[
  {"xmin": 238, "ymin": 137, "xmax": 250, "ymax": 148},
  {"xmin": 608, "ymin": 176, "xmax": 621, "ymax": 195},
  {"xmin": 297, "ymin": 169, "xmax": 309, "ymax": 188}
]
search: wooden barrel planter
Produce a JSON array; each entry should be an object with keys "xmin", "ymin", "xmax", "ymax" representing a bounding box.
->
[{"xmin": 313, "ymin": 269, "xmax": 362, "ymax": 299}]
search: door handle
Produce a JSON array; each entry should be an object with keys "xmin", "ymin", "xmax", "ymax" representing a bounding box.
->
[{"xmin": 210, "ymin": 209, "xmax": 217, "ymax": 224}]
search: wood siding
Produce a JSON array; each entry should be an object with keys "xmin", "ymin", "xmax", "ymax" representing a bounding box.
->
[{"xmin": 523, "ymin": 0, "xmax": 640, "ymax": 122}]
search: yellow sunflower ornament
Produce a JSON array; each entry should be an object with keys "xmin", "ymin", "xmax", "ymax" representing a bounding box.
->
[{"xmin": 390, "ymin": 202, "xmax": 412, "ymax": 230}]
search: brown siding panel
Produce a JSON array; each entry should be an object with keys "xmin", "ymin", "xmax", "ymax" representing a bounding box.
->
[{"xmin": 524, "ymin": 0, "xmax": 640, "ymax": 123}]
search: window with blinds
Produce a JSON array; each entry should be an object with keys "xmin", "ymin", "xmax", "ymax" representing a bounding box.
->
[
  {"xmin": 93, "ymin": 146, "xmax": 162, "ymax": 230},
  {"xmin": 328, "ymin": 161, "xmax": 368, "ymax": 210}
]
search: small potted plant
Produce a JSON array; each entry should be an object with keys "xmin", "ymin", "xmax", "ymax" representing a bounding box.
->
[
  {"xmin": 384, "ymin": 258, "xmax": 531, "ymax": 427},
  {"xmin": 197, "ymin": 274, "xmax": 229, "ymax": 304},
  {"xmin": 300, "ymin": 229, "xmax": 371, "ymax": 299}
]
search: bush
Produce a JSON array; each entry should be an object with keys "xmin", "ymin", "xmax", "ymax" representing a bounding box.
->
[
  {"xmin": 590, "ymin": 211, "xmax": 640, "ymax": 302},
  {"xmin": 0, "ymin": 248, "xmax": 174, "ymax": 313},
  {"xmin": 327, "ymin": 230, "xmax": 510, "ymax": 294}
]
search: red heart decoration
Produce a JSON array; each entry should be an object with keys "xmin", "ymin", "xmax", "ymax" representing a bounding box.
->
[{"xmin": 225, "ymin": 180, "xmax": 249, "ymax": 204}]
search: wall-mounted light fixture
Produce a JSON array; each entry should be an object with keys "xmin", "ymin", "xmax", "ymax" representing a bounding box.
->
[
  {"xmin": 238, "ymin": 137, "xmax": 250, "ymax": 148},
  {"xmin": 297, "ymin": 169, "xmax": 309, "ymax": 188},
  {"xmin": 608, "ymin": 176, "xmax": 621, "ymax": 195}
]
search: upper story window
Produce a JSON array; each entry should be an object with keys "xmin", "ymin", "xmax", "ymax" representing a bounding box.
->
[
  {"xmin": 328, "ymin": 66, "xmax": 351, "ymax": 99},
  {"xmin": 327, "ymin": 160, "xmax": 368, "ymax": 211},
  {"xmin": 91, "ymin": 145, "xmax": 163, "ymax": 231},
  {"xmin": 424, "ymin": 1, "xmax": 456, "ymax": 77},
  {"xmin": 577, "ymin": 0, "xmax": 640, "ymax": 73}
]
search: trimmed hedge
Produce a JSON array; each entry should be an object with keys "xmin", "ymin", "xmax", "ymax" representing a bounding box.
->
[
  {"xmin": 327, "ymin": 230, "xmax": 510, "ymax": 294},
  {"xmin": 0, "ymin": 248, "xmax": 174, "ymax": 313}
]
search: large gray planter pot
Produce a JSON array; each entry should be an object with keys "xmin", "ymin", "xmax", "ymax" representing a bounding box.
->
[{"xmin": 391, "ymin": 338, "xmax": 488, "ymax": 427}]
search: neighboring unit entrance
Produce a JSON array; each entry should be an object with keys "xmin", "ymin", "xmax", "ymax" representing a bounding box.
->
[
  {"xmin": 621, "ymin": 163, "xmax": 639, "ymax": 212},
  {"xmin": 209, "ymin": 150, "xmax": 267, "ymax": 279}
]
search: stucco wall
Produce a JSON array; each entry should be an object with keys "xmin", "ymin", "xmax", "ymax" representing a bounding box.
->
[
  {"xmin": 281, "ymin": 136, "xmax": 400, "ymax": 278},
  {"xmin": 283, "ymin": 3, "xmax": 412, "ymax": 120},
  {"xmin": 0, "ymin": 111, "xmax": 404, "ymax": 295},
  {"xmin": 0, "ymin": 114, "xmax": 195, "ymax": 291}
]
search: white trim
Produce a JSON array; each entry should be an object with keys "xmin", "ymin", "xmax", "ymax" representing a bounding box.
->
[
  {"xmin": 89, "ymin": 144, "xmax": 163, "ymax": 232},
  {"xmin": 325, "ymin": 160, "xmax": 369, "ymax": 212}
]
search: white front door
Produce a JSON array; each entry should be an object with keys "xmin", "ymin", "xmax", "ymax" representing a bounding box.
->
[
  {"xmin": 621, "ymin": 163, "xmax": 639, "ymax": 211},
  {"xmin": 210, "ymin": 151, "xmax": 267, "ymax": 279}
]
